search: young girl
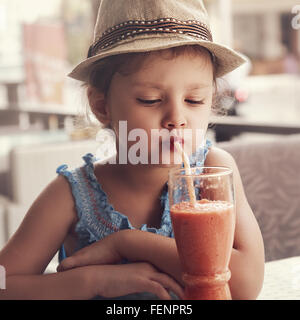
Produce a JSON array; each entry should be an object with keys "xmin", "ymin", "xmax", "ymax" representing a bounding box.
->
[{"xmin": 0, "ymin": 0, "xmax": 264, "ymax": 300}]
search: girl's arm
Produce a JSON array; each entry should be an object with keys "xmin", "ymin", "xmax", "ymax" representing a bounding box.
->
[
  {"xmin": 118, "ymin": 230, "xmax": 182, "ymax": 283},
  {"xmin": 0, "ymin": 175, "xmax": 89, "ymax": 299},
  {"xmin": 0, "ymin": 176, "xmax": 182, "ymax": 300},
  {"xmin": 0, "ymin": 176, "xmax": 76, "ymax": 275},
  {"xmin": 1, "ymin": 266, "xmax": 95, "ymax": 299},
  {"xmin": 204, "ymin": 147, "xmax": 265, "ymax": 299},
  {"xmin": 1, "ymin": 262, "xmax": 183, "ymax": 300},
  {"xmin": 116, "ymin": 228, "xmax": 264, "ymax": 300}
]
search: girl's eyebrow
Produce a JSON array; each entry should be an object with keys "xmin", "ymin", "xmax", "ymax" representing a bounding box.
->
[
  {"xmin": 132, "ymin": 82, "xmax": 163, "ymax": 89},
  {"xmin": 186, "ymin": 83, "xmax": 212, "ymax": 89},
  {"xmin": 132, "ymin": 82, "xmax": 212, "ymax": 89}
]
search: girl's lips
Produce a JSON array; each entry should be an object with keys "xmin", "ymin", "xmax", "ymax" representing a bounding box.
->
[
  {"xmin": 170, "ymin": 136, "xmax": 184, "ymax": 146},
  {"xmin": 168, "ymin": 136, "xmax": 184, "ymax": 152}
]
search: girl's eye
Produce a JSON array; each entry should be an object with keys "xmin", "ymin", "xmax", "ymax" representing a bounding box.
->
[
  {"xmin": 137, "ymin": 98, "xmax": 161, "ymax": 105},
  {"xmin": 137, "ymin": 98, "xmax": 205, "ymax": 105},
  {"xmin": 185, "ymin": 99, "xmax": 205, "ymax": 105}
]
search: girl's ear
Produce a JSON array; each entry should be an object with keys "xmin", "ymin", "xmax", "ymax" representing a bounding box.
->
[{"xmin": 87, "ymin": 86, "xmax": 111, "ymax": 126}]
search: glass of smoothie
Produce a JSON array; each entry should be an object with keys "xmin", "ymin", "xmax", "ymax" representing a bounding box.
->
[{"xmin": 169, "ymin": 166, "xmax": 236, "ymax": 300}]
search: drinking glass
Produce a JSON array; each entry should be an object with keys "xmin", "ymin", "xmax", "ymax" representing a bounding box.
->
[{"xmin": 169, "ymin": 166, "xmax": 236, "ymax": 300}]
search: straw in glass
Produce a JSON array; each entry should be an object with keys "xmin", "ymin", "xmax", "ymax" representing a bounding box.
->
[{"xmin": 174, "ymin": 141, "xmax": 197, "ymax": 206}]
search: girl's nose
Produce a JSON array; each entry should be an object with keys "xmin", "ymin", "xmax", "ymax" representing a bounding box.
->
[
  {"xmin": 166, "ymin": 120, "xmax": 187, "ymax": 129},
  {"xmin": 162, "ymin": 102, "xmax": 187, "ymax": 129},
  {"xmin": 162, "ymin": 108, "xmax": 187, "ymax": 129}
]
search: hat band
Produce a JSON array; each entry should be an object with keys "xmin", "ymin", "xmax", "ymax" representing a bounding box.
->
[{"xmin": 88, "ymin": 18, "xmax": 213, "ymax": 58}]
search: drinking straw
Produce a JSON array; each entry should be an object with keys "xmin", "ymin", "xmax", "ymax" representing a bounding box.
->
[{"xmin": 174, "ymin": 141, "xmax": 197, "ymax": 206}]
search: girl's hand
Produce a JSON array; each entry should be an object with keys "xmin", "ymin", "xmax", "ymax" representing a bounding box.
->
[
  {"xmin": 57, "ymin": 232, "xmax": 123, "ymax": 272},
  {"xmin": 91, "ymin": 262, "xmax": 184, "ymax": 300}
]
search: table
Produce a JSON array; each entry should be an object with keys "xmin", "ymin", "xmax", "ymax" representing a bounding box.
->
[
  {"xmin": 258, "ymin": 256, "xmax": 300, "ymax": 300},
  {"xmin": 210, "ymin": 116, "xmax": 300, "ymax": 139}
]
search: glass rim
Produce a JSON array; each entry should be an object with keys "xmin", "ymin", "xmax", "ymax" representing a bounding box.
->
[{"xmin": 168, "ymin": 166, "xmax": 233, "ymax": 178}]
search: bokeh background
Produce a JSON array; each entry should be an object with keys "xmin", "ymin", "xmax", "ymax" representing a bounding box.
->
[{"xmin": 0, "ymin": 0, "xmax": 300, "ymax": 265}]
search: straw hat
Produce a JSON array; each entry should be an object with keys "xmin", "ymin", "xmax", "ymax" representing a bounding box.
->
[{"xmin": 69, "ymin": 0, "xmax": 247, "ymax": 81}]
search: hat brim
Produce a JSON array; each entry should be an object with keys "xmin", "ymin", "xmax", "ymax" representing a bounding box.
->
[{"xmin": 68, "ymin": 34, "xmax": 247, "ymax": 81}]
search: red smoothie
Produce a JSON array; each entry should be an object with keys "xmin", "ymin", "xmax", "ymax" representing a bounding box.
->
[{"xmin": 171, "ymin": 199, "xmax": 235, "ymax": 300}]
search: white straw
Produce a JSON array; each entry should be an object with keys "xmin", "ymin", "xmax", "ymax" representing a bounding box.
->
[{"xmin": 174, "ymin": 141, "xmax": 197, "ymax": 206}]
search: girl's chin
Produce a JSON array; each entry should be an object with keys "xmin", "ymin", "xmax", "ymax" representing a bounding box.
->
[{"xmin": 157, "ymin": 163, "xmax": 182, "ymax": 169}]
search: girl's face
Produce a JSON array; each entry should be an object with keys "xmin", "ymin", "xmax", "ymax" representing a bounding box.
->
[{"xmin": 106, "ymin": 50, "xmax": 214, "ymax": 166}]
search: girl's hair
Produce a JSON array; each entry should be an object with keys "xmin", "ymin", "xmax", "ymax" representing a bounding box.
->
[
  {"xmin": 87, "ymin": 45, "xmax": 217, "ymax": 94},
  {"xmin": 80, "ymin": 45, "xmax": 230, "ymax": 130}
]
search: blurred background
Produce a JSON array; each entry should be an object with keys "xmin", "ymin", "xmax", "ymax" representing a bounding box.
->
[{"xmin": 0, "ymin": 0, "xmax": 300, "ymax": 264}]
